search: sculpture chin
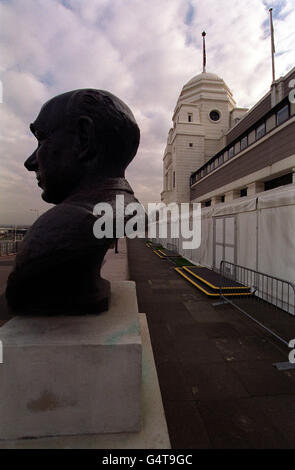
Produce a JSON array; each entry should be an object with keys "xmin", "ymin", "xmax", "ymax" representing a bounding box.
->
[
  {"xmin": 41, "ymin": 191, "xmax": 51, "ymax": 203},
  {"xmin": 41, "ymin": 189, "xmax": 62, "ymax": 205}
]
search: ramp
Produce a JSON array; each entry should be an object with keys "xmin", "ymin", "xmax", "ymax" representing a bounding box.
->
[{"xmin": 175, "ymin": 266, "xmax": 252, "ymax": 297}]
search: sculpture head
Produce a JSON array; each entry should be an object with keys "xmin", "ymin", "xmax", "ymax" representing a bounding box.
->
[{"xmin": 25, "ymin": 89, "xmax": 140, "ymax": 204}]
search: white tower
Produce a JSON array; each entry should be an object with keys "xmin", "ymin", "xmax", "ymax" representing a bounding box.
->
[{"xmin": 161, "ymin": 71, "xmax": 247, "ymax": 204}]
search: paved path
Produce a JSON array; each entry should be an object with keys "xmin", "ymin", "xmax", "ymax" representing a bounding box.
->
[
  {"xmin": 127, "ymin": 238, "xmax": 295, "ymax": 449},
  {"xmin": 101, "ymin": 238, "xmax": 129, "ymax": 281}
]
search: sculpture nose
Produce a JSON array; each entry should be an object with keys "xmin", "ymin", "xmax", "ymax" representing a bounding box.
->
[{"xmin": 24, "ymin": 151, "xmax": 38, "ymax": 171}]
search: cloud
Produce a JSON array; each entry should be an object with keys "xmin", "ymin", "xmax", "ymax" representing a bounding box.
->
[{"xmin": 0, "ymin": 0, "xmax": 294, "ymax": 224}]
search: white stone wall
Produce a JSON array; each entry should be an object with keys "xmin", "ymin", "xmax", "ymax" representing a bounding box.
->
[
  {"xmin": 200, "ymin": 100, "xmax": 231, "ymax": 133},
  {"xmin": 176, "ymin": 104, "xmax": 201, "ymax": 124},
  {"xmin": 230, "ymin": 108, "xmax": 248, "ymax": 127},
  {"xmin": 174, "ymin": 134, "xmax": 205, "ymax": 203}
]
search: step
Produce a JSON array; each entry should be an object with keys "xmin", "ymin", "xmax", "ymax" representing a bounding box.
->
[
  {"xmin": 175, "ymin": 267, "xmax": 252, "ymax": 297},
  {"xmin": 183, "ymin": 266, "xmax": 251, "ymax": 292}
]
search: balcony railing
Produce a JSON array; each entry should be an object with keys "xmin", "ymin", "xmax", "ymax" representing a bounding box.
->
[{"xmin": 190, "ymin": 97, "xmax": 293, "ymax": 187}]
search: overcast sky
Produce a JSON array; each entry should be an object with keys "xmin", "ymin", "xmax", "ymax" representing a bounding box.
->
[{"xmin": 0, "ymin": 0, "xmax": 294, "ymax": 225}]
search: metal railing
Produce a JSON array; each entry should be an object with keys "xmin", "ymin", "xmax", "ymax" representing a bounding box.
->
[
  {"xmin": 217, "ymin": 261, "xmax": 295, "ymax": 347},
  {"xmin": 0, "ymin": 241, "xmax": 19, "ymax": 256}
]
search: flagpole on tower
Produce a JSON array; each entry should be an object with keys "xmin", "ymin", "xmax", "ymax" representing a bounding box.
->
[
  {"xmin": 202, "ymin": 31, "xmax": 206, "ymax": 73},
  {"xmin": 269, "ymin": 8, "xmax": 276, "ymax": 83}
]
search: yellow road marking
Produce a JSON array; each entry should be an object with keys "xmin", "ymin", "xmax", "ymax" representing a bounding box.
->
[{"xmin": 153, "ymin": 250, "xmax": 165, "ymax": 259}]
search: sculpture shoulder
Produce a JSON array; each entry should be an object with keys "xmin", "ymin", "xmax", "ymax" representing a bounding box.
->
[
  {"xmin": 28, "ymin": 203, "xmax": 95, "ymax": 238},
  {"xmin": 6, "ymin": 203, "xmax": 113, "ymax": 313},
  {"xmin": 16, "ymin": 204, "xmax": 100, "ymax": 265}
]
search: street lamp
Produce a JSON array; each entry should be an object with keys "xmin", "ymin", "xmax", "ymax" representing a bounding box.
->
[{"xmin": 29, "ymin": 209, "xmax": 39, "ymax": 220}]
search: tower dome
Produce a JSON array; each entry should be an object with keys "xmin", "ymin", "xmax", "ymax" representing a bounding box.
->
[
  {"xmin": 177, "ymin": 70, "xmax": 235, "ymax": 109},
  {"xmin": 184, "ymin": 72, "xmax": 222, "ymax": 87}
]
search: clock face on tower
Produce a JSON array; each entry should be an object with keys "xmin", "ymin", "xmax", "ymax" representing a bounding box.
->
[{"xmin": 209, "ymin": 110, "xmax": 220, "ymax": 122}]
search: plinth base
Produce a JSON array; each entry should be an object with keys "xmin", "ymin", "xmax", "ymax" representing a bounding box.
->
[
  {"xmin": 0, "ymin": 281, "xmax": 142, "ymax": 440},
  {"xmin": 0, "ymin": 314, "xmax": 171, "ymax": 449}
]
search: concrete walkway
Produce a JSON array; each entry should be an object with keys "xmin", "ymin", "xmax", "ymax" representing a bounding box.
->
[
  {"xmin": 101, "ymin": 238, "xmax": 129, "ymax": 281},
  {"xmin": 127, "ymin": 238, "xmax": 295, "ymax": 449}
]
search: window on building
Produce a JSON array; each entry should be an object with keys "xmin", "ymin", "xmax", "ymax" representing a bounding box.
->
[
  {"xmin": 256, "ymin": 122, "xmax": 266, "ymax": 140},
  {"xmin": 209, "ymin": 110, "xmax": 220, "ymax": 122},
  {"xmin": 218, "ymin": 154, "xmax": 224, "ymax": 166},
  {"xmin": 188, "ymin": 113, "xmax": 193, "ymax": 122},
  {"xmin": 228, "ymin": 146, "xmax": 234, "ymax": 159},
  {"xmin": 205, "ymin": 200, "xmax": 211, "ymax": 207},
  {"xmin": 276, "ymin": 104, "xmax": 289, "ymax": 126},
  {"xmin": 240, "ymin": 135, "xmax": 248, "ymax": 151},
  {"xmin": 173, "ymin": 171, "xmax": 175, "ymax": 188},
  {"xmin": 189, "ymin": 143, "xmax": 193, "ymax": 147},
  {"xmin": 240, "ymin": 188, "xmax": 248, "ymax": 197},
  {"xmin": 221, "ymin": 195, "xmax": 225, "ymax": 203},
  {"xmin": 264, "ymin": 172, "xmax": 293, "ymax": 191}
]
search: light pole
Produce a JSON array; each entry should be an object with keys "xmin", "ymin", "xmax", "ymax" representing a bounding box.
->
[{"xmin": 29, "ymin": 209, "xmax": 39, "ymax": 221}]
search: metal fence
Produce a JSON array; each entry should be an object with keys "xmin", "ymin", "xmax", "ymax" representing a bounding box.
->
[
  {"xmin": 217, "ymin": 260, "xmax": 295, "ymax": 347},
  {"xmin": 0, "ymin": 241, "xmax": 19, "ymax": 256}
]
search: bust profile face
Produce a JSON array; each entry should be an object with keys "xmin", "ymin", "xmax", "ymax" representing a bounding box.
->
[
  {"xmin": 6, "ymin": 90, "xmax": 141, "ymax": 315},
  {"xmin": 24, "ymin": 89, "xmax": 140, "ymax": 204}
]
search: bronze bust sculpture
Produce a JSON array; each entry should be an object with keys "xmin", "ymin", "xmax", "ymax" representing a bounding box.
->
[{"xmin": 5, "ymin": 89, "xmax": 140, "ymax": 315}]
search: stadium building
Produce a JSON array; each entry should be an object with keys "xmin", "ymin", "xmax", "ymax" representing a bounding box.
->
[{"xmin": 160, "ymin": 65, "xmax": 295, "ymax": 286}]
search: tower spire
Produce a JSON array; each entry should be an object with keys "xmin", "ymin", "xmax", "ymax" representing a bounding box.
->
[
  {"xmin": 202, "ymin": 31, "xmax": 206, "ymax": 73},
  {"xmin": 269, "ymin": 8, "xmax": 276, "ymax": 83}
]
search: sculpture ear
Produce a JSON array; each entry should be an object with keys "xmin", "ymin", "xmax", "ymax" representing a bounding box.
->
[{"xmin": 77, "ymin": 115, "xmax": 96, "ymax": 161}]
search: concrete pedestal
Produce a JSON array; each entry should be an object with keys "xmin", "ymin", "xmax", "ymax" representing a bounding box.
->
[{"xmin": 0, "ymin": 281, "xmax": 142, "ymax": 440}]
